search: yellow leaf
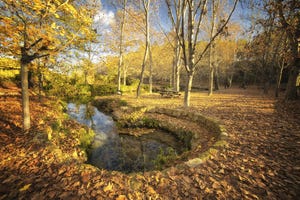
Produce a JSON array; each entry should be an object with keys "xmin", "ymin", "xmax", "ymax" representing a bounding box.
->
[
  {"xmin": 116, "ymin": 195, "xmax": 127, "ymax": 200},
  {"xmin": 103, "ymin": 182, "xmax": 113, "ymax": 192},
  {"xmin": 19, "ymin": 184, "xmax": 31, "ymax": 192},
  {"xmin": 51, "ymin": 23, "xmax": 56, "ymax": 29},
  {"xmin": 54, "ymin": 13, "xmax": 60, "ymax": 18}
]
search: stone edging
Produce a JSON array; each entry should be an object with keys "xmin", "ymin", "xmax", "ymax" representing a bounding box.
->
[{"xmin": 148, "ymin": 107, "xmax": 228, "ymax": 168}]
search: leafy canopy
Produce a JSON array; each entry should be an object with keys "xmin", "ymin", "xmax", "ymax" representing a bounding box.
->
[{"xmin": 0, "ymin": 0, "xmax": 94, "ymax": 59}]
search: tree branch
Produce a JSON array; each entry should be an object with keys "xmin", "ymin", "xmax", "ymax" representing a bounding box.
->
[
  {"xmin": 28, "ymin": 38, "xmax": 43, "ymax": 50},
  {"xmin": 193, "ymin": 0, "xmax": 207, "ymax": 48},
  {"xmin": 195, "ymin": 0, "xmax": 238, "ymax": 66}
]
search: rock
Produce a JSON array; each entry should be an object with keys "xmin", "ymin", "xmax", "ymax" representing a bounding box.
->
[{"xmin": 185, "ymin": 158, "xmax": 204, "ymax": 167}]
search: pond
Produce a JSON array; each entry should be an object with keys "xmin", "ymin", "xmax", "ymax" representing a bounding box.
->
[{"xmin": 67, "ymin": 103, "xmax": 185, "ymax": 173}]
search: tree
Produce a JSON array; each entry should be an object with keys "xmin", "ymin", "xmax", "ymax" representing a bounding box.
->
[
  {"xmin": 165, "ymin": 0, "xmax": 185, "ymax": 92},
  {"xmin": 208, "ymin": 0, "xmax": 218, "ymax": 96},
  {"xmin": 113, "ymin": 0, "xmax": 128, "ymax": 93},
  {"xmin": 275, "ymin": 0, "xmax": 300, "ymax": 100},
  {"xmin": 136, "ymin": 0, "xmax": 152, "ymax": 98},
  {"xmin": 167, "ymin": 0, "xmax": 238, "ymax": 107},
  {"xmin": 0, "ymin": 0, "xmax": 93, "ymax": 130},
  {"xmin": 245, "ymin": 0, "xmax": 300, "ymax": 99}
]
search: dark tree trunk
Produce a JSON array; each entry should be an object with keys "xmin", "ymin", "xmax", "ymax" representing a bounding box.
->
[
  {"xmin": 285, "ymin": 59, "xmax": 299, "ymax": 100},
  {"xmin": 37, "ymin": 62, "xmax": 43, "ymax": 102},
  {"xmin": 214, "ymin": 66, "xmax": 219, "ymax": 91}
]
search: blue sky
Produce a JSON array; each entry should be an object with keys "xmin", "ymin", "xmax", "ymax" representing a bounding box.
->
[{"xmin": 98, "ymin": 0, "xmax": 251, "ymax": 34}]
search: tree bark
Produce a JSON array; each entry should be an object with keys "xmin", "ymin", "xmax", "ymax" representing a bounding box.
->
[
  {"xmin": 118, "ymin": 0, "xmax": 127, "ymax": 92},
  {"xmin": 21, "ymin": 61, "xmax": 30, "ymax": 130},
  {"xmin": 285, "ymin": 60, "xmax": 299, "ymax": 100},
  {"xmin": 37, "ymin": 61, "xmax": 43, "ymax": 102},
  {"xmin": 149, "ymin": 42, "xmax": 153, "ymax": 94},
  {"xmin": 208, "ymin": 0, "xmax": 217, "ymax": 96},
  {"xmin": 275, "ymin": 61, "xmax": 284, "ymax": 97},
  {"xmin": 175, "ymin": 41, "xmax": 181, "ymax": 92},
  {"xmin": 136, "ymin": 0, "xmax": 150, "ymax": 98},
  {"xmin": 136, "ymin": 43, "xmax": 149, "ymax": 97},
  {"xmin": 123, "ymin": 65, "xmax": 127, "ymax": 86},
  {"xmin": 184, "ymin": 71, "xmax": 194, "ymax": 107},
  {"xmin": 208, "ymin": 64, "xmax": 214, "ymax": 95},
  {"xmin": 214, "ymin": 66, "xmax": 219, "ymax": 90},
  {"xmin": 276, "ymin": 0, "xmax": 299, "ymax": 100}
]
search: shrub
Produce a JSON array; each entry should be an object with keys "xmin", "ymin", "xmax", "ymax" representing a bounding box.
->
[
  {"xmin": 92, "ymin": 84, "xmax": 116, "ymax": 96},
  {"xmin": 78, "ymin": 128, "xmax": 95, "ymax": 149}
]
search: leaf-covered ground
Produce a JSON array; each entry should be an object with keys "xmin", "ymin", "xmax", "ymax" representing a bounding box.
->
[{"xmin": 1, "ymin": 86, "xmax": 299, "ymax": 199}]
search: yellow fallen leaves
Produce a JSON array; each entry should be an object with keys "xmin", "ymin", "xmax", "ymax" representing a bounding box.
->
[
  {"xmin": 19, "ymin": 183, "xmax": 31, "ymax": 192},
  {"xmin": 103, "ymin": 182, "xmax": 113, "ymax": 192},
  {"xmin": 116, "ymin": 195, "xmax": 127, "ymax": 200}
]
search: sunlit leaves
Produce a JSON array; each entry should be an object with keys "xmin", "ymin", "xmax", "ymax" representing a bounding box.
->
[
  {"xmin": 19, "ymin": 184, "xmax": 31, "ymax": 192},
  {"xmin": 0, "ymin": 0, "xmax": 94, "ymax": 57}
]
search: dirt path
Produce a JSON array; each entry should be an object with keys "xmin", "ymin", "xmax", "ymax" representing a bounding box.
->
[{"xmin": 1, "ymin": 86, "xmax": 299, "ymax": 199}]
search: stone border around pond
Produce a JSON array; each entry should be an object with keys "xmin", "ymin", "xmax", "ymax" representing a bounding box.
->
[
  {"xmin": 92, "ymin": 98, "xmax": 228, "ymax": 171},
  {"xmin": 147, "ymin": 107, "xmax": 228, "ymax": 169}
]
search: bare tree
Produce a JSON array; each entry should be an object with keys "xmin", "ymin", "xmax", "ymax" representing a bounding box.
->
[
  {"xmin": 137, "ymin": 0, "xmax": 151, "ymax": 98},
  {"xmin": 118, "ymin": 0, "xmax": 128, "ymax": 93},
  {"xmin": 166, "ymin": 0, "xmax": 185, "ymax": 92},
  {"xmin": 167, "ymin": 0, "xmax": 238, "ymax": 107},
  {"xmin": 208, "ymin": 0, "xmax": 218, "ymax": 96}
]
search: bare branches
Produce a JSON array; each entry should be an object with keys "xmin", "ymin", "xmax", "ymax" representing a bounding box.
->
[
  {"xmin": 193, "ymin": 0, "xmax": 207, "ymax": 48},
  {"xmin": 195, "ymin": 0, "xmax": 239, "ymax": 66}
]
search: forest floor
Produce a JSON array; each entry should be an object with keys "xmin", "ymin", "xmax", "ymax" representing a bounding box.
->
[{"xmin": 0, "ymin": 85, "xmax": 300, "ymax": 199}]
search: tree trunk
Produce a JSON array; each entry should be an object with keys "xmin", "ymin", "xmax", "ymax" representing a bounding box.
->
[
  {"xmin": 208, "ymin": 0, "xmax": 217, "ymax": 96},
  {"xmin": 136, "ymin": 41, "xmax": 149, "ymax": 98},
  {"xmin": 276, "ymin": 0, "xmax": 299, "ymax": 100},
  {"xmin": 214, "ymin": 66, "xmax": 219, "ymax": 90},
  {"xmin": 184, "ymin": 71, "xmax": 194, "ymax": 107},
  {"xmin": 285, "ymin": 61, "xmax": 299, "ymax": 100},
  {"xmin": 175, "ymin": 41, "xmax": 181, "ymax": 92},
  {"xmin": 208, "ymin": 63, "xmax": 214, "ymax": 96},
  {"xmin": 275, "ymin": 62, "xmax": 284, "ymax": 97},
  {"xmin": 118, "ymin": 54, "xmax": 123, "ymax": 92},
  {"xmin": 123, "ymin": 66, "xmax": 127, "ymax": 86},
  {"xmin": 118, "ymin": 0, "xmax": 127, "ymax": 92},
  {"xmin": 37, "ymin": 62, "xmax": 43, "ymax": 102},
  {"xmin": 149, "ymin": 42, "xmax": 153, "ymax": 94},
  {"xmin": 117, "ymin": 54, "xmax": 123, "ymax": 92},
  {"xmin": 137, "ymin": 0, "xmax": 150, "ymax": 98},
  {"xmin": 175, "ymin": 62, "xmax": 180, "ymax": 92},
  {"xmin": 172, "ymin": 52, "xmax": 176, "ymax": 90},
  {"xmin": 21, "ymin": 62, "xmax": 30, "ymax": 130}
]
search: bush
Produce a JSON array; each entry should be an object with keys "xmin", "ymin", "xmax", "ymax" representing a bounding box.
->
[
  {"xmin": 92, "ymin": 84, "xmax": 116, "ymax": 96},
  {"xmin": 120, "ymin": 78, "xmax": 139, "ymax": 93},
  {"xmin": 78, "ymin": 128, "xmax": 95, "ymax": 149}
]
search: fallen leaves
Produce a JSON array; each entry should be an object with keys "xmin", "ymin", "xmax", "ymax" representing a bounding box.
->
[
  {"xmin": 19, "ymin": 184, "xmax": 31, "ymax": 192},
  {"xmin": 103, "ymin": 182, "xmax": 113, "ymax": 192},
  {"xmin": 1, "ymin": 87, "xmax": 300, "ymax": 199}
]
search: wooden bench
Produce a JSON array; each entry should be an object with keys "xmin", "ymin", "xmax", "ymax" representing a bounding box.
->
[{"xmin": 159, "ymin": 90, "xmax": 181, "ymax": 98}]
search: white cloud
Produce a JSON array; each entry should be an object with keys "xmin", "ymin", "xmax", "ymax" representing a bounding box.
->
[{"xmin": 94, "ymin": 10, "xmax": 115, "ymax": 27}]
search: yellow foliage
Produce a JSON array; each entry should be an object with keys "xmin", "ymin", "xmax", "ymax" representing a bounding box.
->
[
  {"xmin": 103, "ymin": 182, "xmax": 113, "ymax": 192},
  {"xmin": 19, "ymin": 184, "xmax": 31, "ymax": 192}
]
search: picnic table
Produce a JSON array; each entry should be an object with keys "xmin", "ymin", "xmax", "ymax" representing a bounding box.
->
[{"xmin": 159, "ymin": 90, "xmax": 181, "ymax": 98}]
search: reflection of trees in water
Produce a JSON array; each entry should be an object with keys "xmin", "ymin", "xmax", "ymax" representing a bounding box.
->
[
  {"xmin": 85, "ymin": 103, "xmax": 95, "ymax": 128},
  {"xmin": 69, "ymin": 104, "xmax": 184, "ymax": 173},
  {"xmin": 72, "ymin": 103, "xmax": 96, "ymax": 128}
]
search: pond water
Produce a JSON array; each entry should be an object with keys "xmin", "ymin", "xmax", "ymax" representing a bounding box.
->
[{"xmin": 67, "ymin": 103, "xmax": 185, "ymax": 173}]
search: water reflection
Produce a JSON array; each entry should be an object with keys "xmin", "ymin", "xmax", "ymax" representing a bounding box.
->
[{"xmin": 67, "ymin": 103, "xmax": 184, "ymax": 173}]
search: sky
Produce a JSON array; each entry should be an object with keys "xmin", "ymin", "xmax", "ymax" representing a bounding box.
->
[
  {"xmin": 96, "ymin": 0, "xmax": 252, "ymax": 34},
  {"xmin": 88, "ymin": 0, "xmax": 252, "ymax": 63}
]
